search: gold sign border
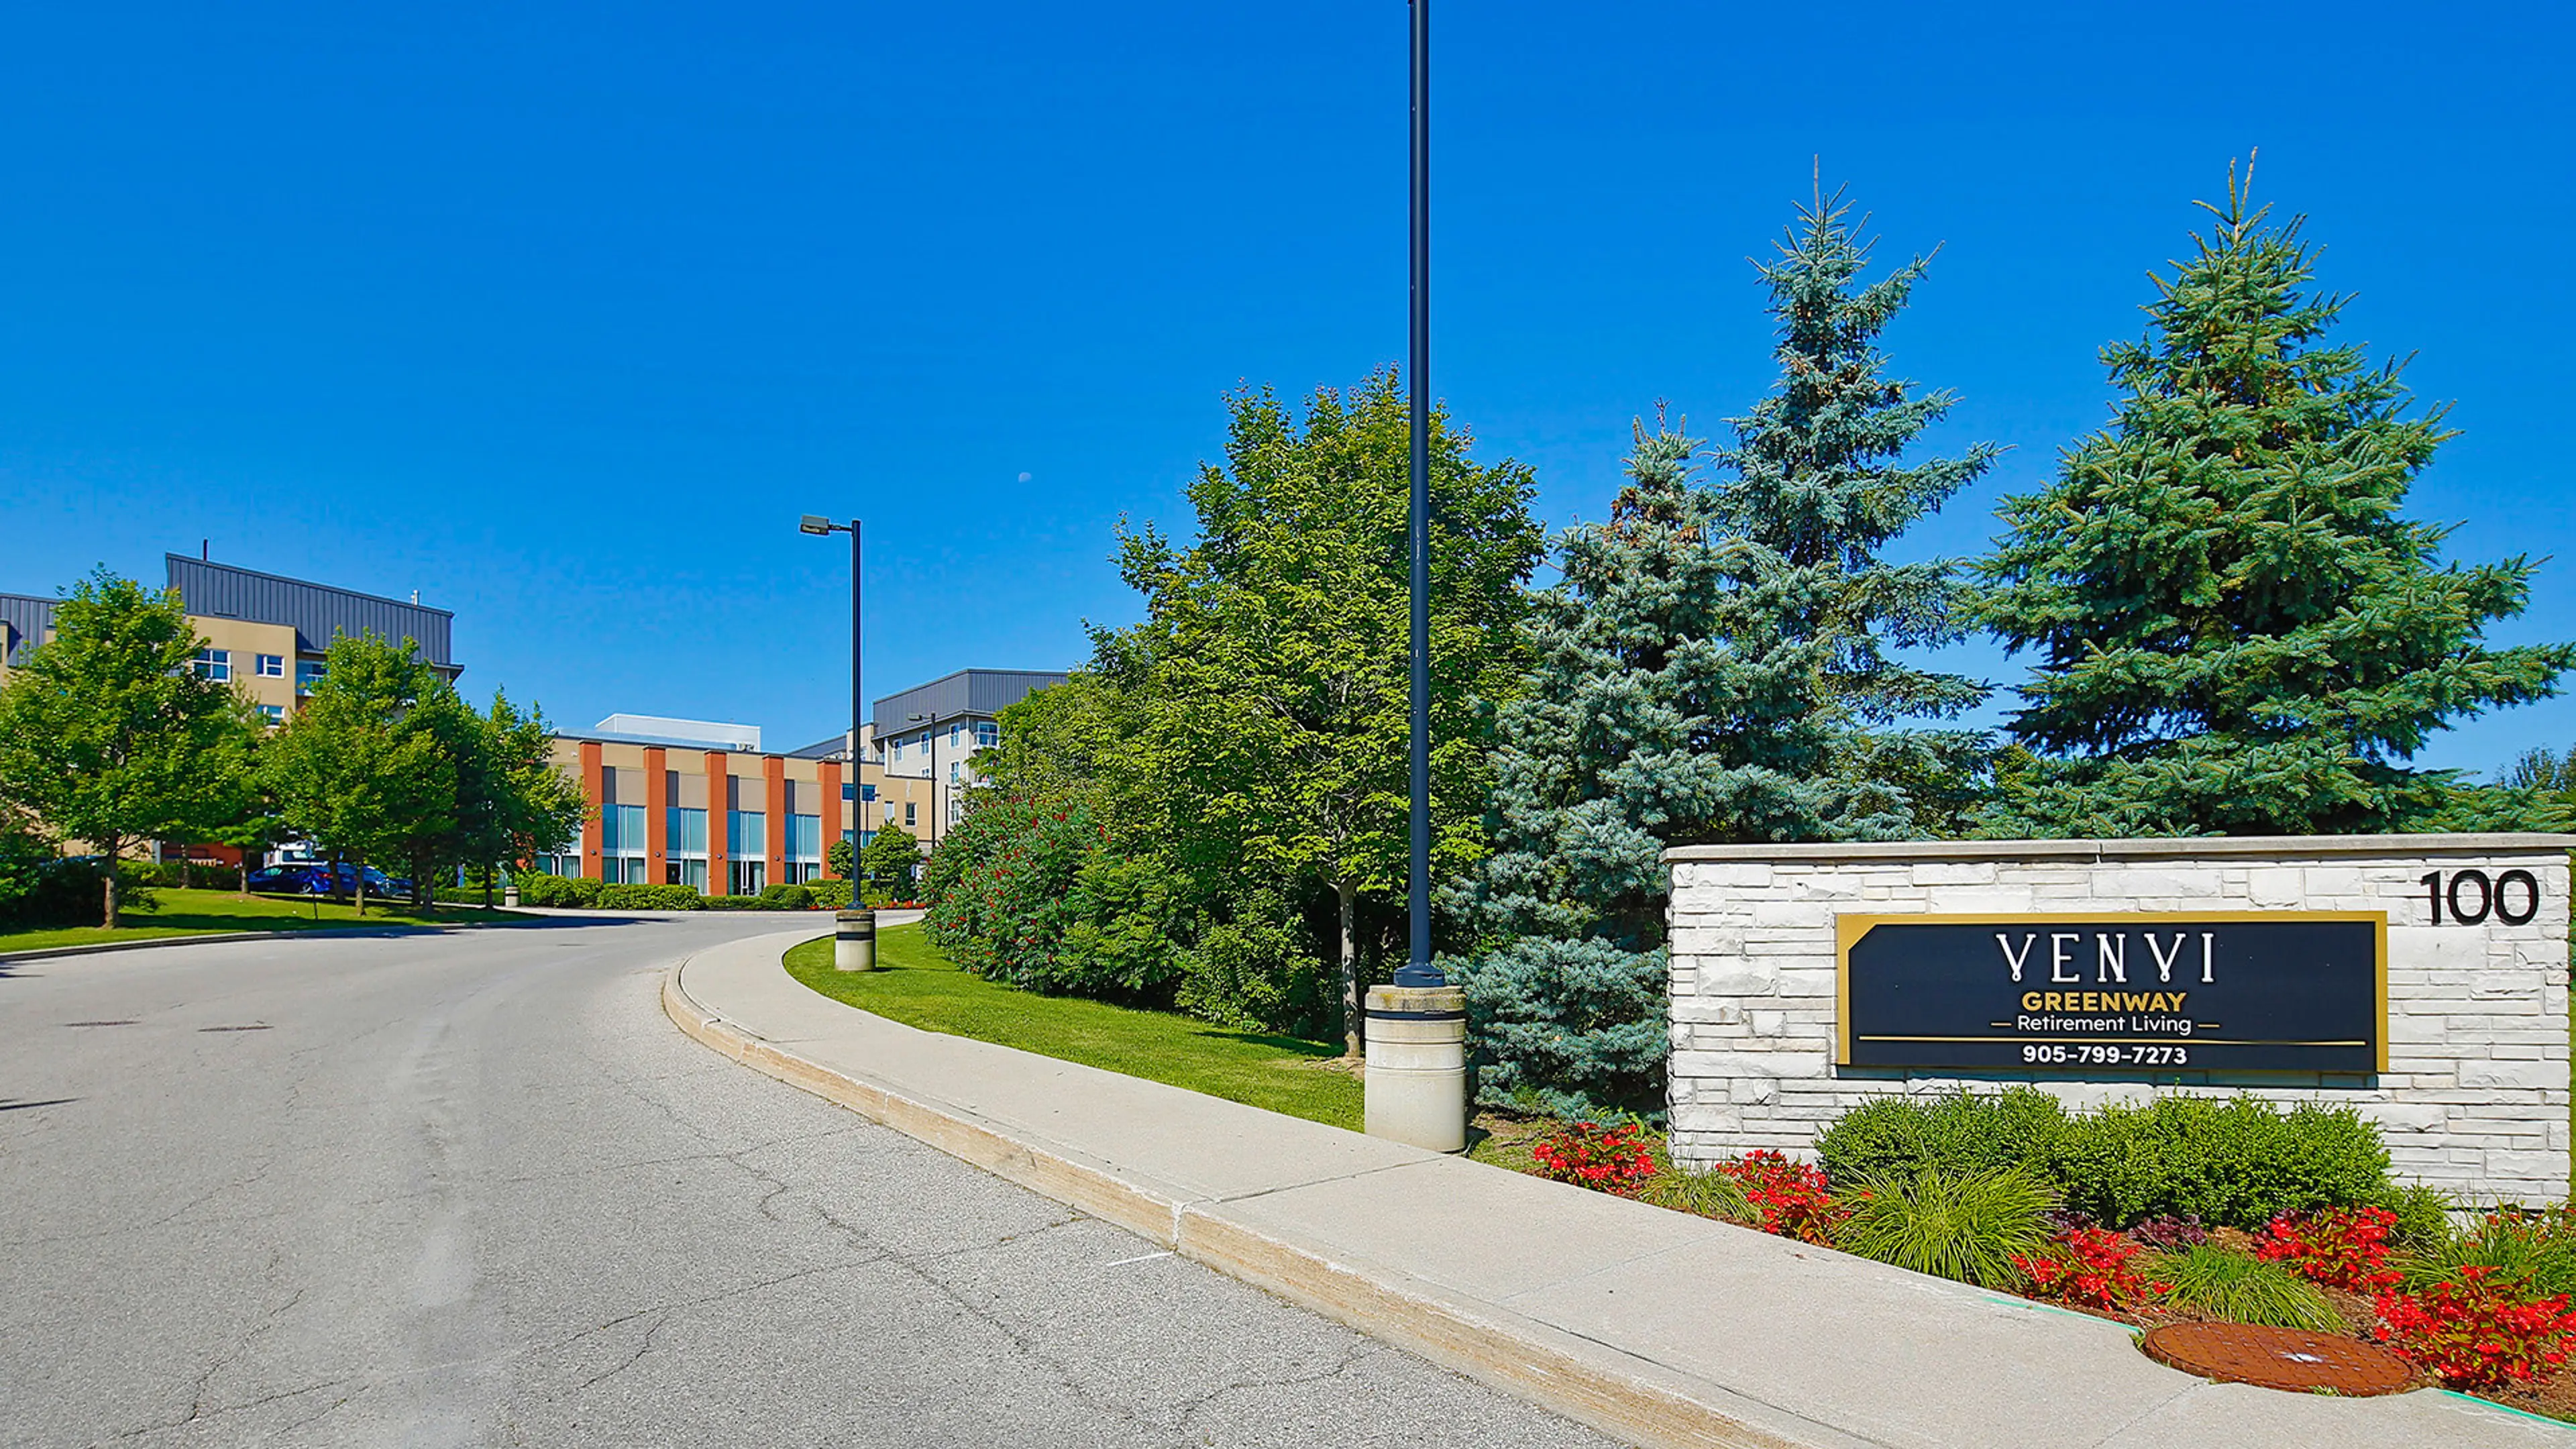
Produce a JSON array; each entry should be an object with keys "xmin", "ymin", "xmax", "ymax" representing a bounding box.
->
[{"xmin": 1834, "ymin": 910, "xmax": 2390, "ymax": 1073}]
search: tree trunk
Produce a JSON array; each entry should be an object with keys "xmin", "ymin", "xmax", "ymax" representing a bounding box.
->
[
  {"xmin": 1336, "ymin": 877, "xmax": 1361, "ymax": 1059},
  {"xmin": 179, "ymin": 852, "xmax": 192, "ymax": 890},
  {"xmin": 102, "ymin": 837, "xmax": 121, "ymax": 930},
  {"xmin": 482, "ymin": 864, "xmax": 494, "ymax": 910},
  {"xmin": 239, "ymin": 851, "xmax": 251, "ymax": 900}
]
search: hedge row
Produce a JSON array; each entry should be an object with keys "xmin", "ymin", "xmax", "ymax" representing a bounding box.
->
[
  {"xmin": 508, "ymin": 873, "xmax": 867, "ymax": 912},
  {"xmin": 1815, "ymin": 1087, "xmax": 2395, "ymax": 1228}
]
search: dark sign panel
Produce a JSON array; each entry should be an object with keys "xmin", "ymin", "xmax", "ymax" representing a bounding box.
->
[{"xmin": 1837, "ymin": 913, "xmax": 2385, "ymax": 1073}]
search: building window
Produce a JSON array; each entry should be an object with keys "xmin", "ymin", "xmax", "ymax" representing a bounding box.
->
[
  {"xmin": 904, "ymin": 802, "xmax": 916, "ymax": 828},
  {"xmin": 601, "ymin": 804, "xmax": 647, "ymax": 855},
  {"xmin": 949, "ymin": 762, "xmax": 960, "ymax": 783},
  {"xmin": 949, "ymin": 723, "xmax": 963, "ymax": 747},
  {"xmin": 667, "ymin": 807, "xmax": 708, "ymax": 855},
  {"xmin": 863, "ymin": 784, "xmax": 876, "ymax": 802},
  {"xmin": 786, "ymin": 813, "xmax": 821, "ymax": 860},
  {"xmin": 258, "ymin": 704, "xmax": 285, "ymax": 725},
  {"xmin": 255, "ymin": 653, "xmax": 285, "ymax": 678},
  {"xmin": 296, "ymin": 659, "xmax": 327, "ymax": 695},
  {"xmin": 974, "ymin": 720, "xmax": 998, "ymax": 749},
  {"xmin": 859, "ymin": 828, "xmax": 877, "ymax": 849},
  {"xmin": 191, "ymin": 647, "xmax": 231, "ymax": 682},
  {"xmin": 726, "ymin": 810, "xmax": 765, "ymax": 857},
  {"xmin": 949, "ymin": 797, "xmax": 961, "ymax": 826},
  {"xmin": 729, "ymin": 859, "xmax": 766, "ymax": 896}
]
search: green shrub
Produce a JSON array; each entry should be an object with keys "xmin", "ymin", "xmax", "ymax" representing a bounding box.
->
[
  {"xmin": 1817, "ymin": 1087, "xmax": 2070, "ymax": 1187},
  {"xmin": 807, "ymin": 878, "xmax": 854, "ymax": 910},
  {"xmin": 510, "ymin": 871, "xmax": 601, "ymax": 907},
  {"xmin": 2047, "ymin": 1096, "xmax": 2390, "ymax": 1228},
  {"xmin": 1832, "ymin": 1166, "xmax": 2057, "ymax": 1289},
  {"xmin": 759, "ymin": 882, "xmax": 816, "ymax": 910},
  {"xmin": 699, "ymin": 894, "xmax": 773, "ymax": 911},
  {"xmin": 2157, "ymin": 1244, "xmax": 2339, "ymax": 1330},
  {"xmin": 594, "ymin": 883, "xmax": 704, "ymax": 910}
]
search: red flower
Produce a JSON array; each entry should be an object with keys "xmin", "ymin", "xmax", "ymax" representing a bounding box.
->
[
  {"xmin": 1715, "ymin": 1150, "xmax": 1849, "ymax": 1244},
  {"xmin": 2016, "ymin": 1226, "xmax": 2167, "ymax": 1312},
  {"xmin": 1530, "ymin": 1122, "xmax": 1657, "ymax": 1197},
  {"xmin": 2376, "ymin": 1266, "xmax": 2576, "ymax": 1389},
  {"xmin": 2254, "ymin": 1207, "xmax": 2402, "ymax": 1292}
]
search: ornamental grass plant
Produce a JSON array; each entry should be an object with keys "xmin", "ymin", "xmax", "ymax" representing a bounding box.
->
[
  {"xmin": 1832, "ymin": 1166, "xmax": 2057, "ymax": 1290},
  {"xmin": 2155, "ymin": 1244, "xmax": 2340, "ymax": 1331}
]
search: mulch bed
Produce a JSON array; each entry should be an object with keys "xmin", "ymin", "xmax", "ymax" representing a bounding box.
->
[{"xmin": 1469, "ymin": 1116, "xmax": 2576, "ymax": 1421}]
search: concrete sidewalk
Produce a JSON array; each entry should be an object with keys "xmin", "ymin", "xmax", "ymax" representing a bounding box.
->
[{"xmin": 665, "ymin": 928, "xmax": 2565, "ymax": 1449}]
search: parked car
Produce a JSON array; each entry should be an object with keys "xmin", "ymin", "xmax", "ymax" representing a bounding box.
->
[
  {"xmin": 248, "ymin": 863, "xmax": 414, "ymax": 898},
  {"xmin": 248, "ymin": 864, "xmax": 329, "ymax": 895}
]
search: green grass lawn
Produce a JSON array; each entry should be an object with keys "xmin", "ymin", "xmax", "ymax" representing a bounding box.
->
[
  {"xmin": 0, "ymin": 887, "xmax": 537, "ymax": 954},
  {"xmin": 784, "ymin": 924, "xmax": 1364, "ymax": 1130}
]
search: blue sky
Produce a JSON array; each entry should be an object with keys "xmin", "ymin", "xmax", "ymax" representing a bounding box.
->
[{"xmin": 2, "ymin": 2, "xmax": 2569, "ymax": 772}]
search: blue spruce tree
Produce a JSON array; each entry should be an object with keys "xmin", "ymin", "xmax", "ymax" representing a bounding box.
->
[{"xmin": 1456, "ymin": 186, "xmax": 1996, "ymax": 1118}]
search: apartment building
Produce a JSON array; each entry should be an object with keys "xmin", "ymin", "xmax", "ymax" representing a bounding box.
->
[
  {"xmin": 541, "ymin": 716, "xmax": 934, "ymax": 894},
  {"xmin": 869, "ymin": 668, "xmax": 1069, "ymax": 845},
  {"xmin": 1, "ymin": 555, "xmax": 460, "ymax": 725}
]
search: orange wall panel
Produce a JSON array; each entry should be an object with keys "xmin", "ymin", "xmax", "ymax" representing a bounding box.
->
[
  {"xmin": 579, "ymin": 741, "xmax": 604, "ymax": 879},
  {"xmin": 706, "ymin": 751, "xmax": 730, "ymax": 890},
  {"xmin": 643, "ymin": 746, "xmax": 667, "ymax": 886},
  {"xmin": 763, "ymin": 754, "xmax": 788, "ymax": 880},
  {"xmin": 818, "ymin": 759, "xmax": 843, "ymax": 877}
]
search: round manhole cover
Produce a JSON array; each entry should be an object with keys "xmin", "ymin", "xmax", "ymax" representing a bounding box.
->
[{"xmin": 2139, "ymin": 1322, "xmax": 2414, "ymax": 1395}]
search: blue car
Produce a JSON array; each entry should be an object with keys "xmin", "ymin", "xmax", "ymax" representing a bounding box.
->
[{"xmin": 250, "ymin": 863, "xmax": 414, "ymax": 898}]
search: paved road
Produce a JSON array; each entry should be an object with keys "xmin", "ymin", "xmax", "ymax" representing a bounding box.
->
[{"xmin": 0, "ymin": 916, "xmax": 1608, "ymax": 1448}]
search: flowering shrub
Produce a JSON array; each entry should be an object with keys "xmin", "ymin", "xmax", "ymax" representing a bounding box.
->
[
  {"xmin": 1529, "ymin": 1121, "xmax": 1658, "ymax": 1195},
  {"xmin": 2375, "ymin": 1267, "xmax": 2576, "ymax": 1390},
  {"xmin": 2015, "ymin": 1226, "xmax": 2169, "ymax": 1312},
  {"xmin": 1718, "ymin": 1150, "xmax": 1850, "ymax": 1244},
  {"xmin": 2253, "ymin": 1206, "xmax": 2402, "ymax": 1292}
]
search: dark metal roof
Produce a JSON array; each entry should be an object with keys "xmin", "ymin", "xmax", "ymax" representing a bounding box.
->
[
  {"xmin": 166, "ymin": 555, "xmax": 456, "ymax": 668},
  {"xmin": 0, "ymin": 592, "xmax": 56, "ymax": 666},
  {"xmin": 870, "ymin": 669, "xmax": 1069, "ymax": 741}
]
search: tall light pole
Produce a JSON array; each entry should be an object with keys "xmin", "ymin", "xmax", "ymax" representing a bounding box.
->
[
  {"xmin": 1361, "ymin": 0, "xmax": 1466, "ymax": 1154},
  {"xmin": 1395, "ymin": 0, "xmax": 1439, "ymax": 990},
  {"xmin": 906, "ymin": 709, "xmax": 949, "ymax": 847},
  {"xmin": 798, "ymin": 516, "xmax": 863, "ymax": 866}
]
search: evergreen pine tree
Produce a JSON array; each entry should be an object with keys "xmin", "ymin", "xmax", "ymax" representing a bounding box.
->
[
  {"xmin": 1978, "ymin": 162, "xmax": 2573, "ymax": 835},
  {"xmin": 1457, "ymin": 186, "xmax": 1996, "ymax": 1118}
]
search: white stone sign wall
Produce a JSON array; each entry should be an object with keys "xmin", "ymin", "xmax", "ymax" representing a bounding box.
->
[{"xmin": 1663, "ymin": 835, "xmax": 2573, "ymax": 1203}]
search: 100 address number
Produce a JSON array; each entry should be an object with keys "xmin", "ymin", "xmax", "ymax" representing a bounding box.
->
[{"xmin": 2021, "ymin": 1044, "xmax": 2189, "ymax": 1066}]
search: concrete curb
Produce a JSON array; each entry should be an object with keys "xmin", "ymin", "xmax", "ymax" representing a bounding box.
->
[
  {"xmin": 0, "ymin": 922, "xmax": 473, "ymax": 965},
  {"xmin": 663, "ymin": 932, "xmax": 2569, "ymax": 1449},
  {"xmin": 659, "ymin": 954, "xmax": 1787, "ymax": 1449}
]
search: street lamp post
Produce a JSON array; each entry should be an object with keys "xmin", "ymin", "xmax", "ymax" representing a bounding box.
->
[
  {"xmin": 798, "ymin": 513, "xmax": 863, "ymax": 832},
  {"xmin": 906, "ymin": 710, "xmax": 948, "ymax": 848},
  {"xmin": 1362, "ymin": 0, "xmax": 1468, "ymax": 1153}
]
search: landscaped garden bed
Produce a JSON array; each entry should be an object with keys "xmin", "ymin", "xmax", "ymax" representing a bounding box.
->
[
  {"xmin": 785, "ymin": 925, "xmax": 2576, "ymax": 1421},
  {"xmin": 1475, "ymin": 1091, "xmax": 2576, "ymax": 1422}
]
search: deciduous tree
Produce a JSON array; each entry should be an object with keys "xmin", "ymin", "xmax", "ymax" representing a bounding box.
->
[{"xmin": 0, "ymin": 568, "xmax": 260, "ymax": 926}]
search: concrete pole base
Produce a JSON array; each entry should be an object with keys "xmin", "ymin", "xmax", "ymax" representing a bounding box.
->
[
  {"xmin": 1362, "ymin": 983, "xmax": 1468, "ymax": 1152},
  {"xmin": 834, "ymin": 908, "xmax": 878, "ymax": 971}
]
